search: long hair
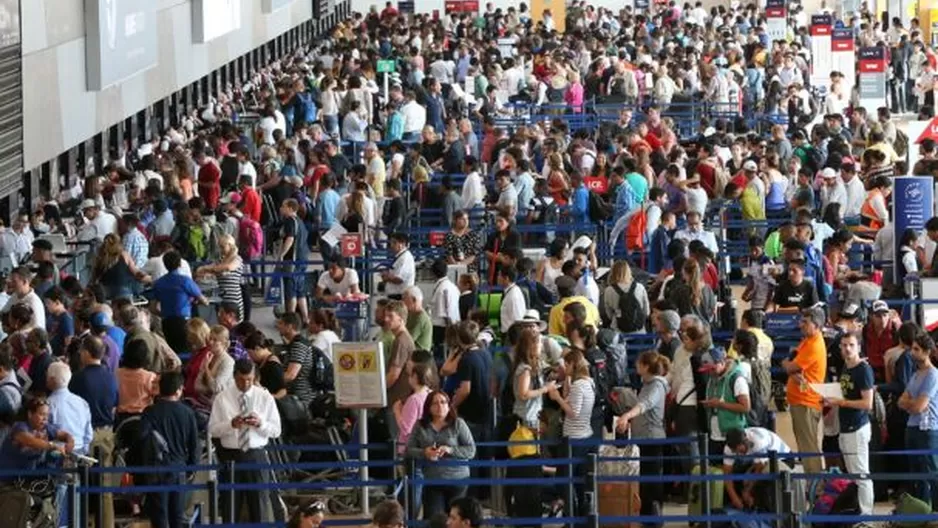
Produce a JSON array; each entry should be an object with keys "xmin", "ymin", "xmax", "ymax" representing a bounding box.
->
[
  {"xmin": 682, "ymin": 258, "xmax": 703, "ymax": 307},
  {"xmin": 563, "ymin": 348, "xmax": 591, "ymax": 382},
  {"xmin": 637, "ymin": 351, "xmax": 671, "ymax": 376},
  {"xmin": 511, "ymin": 327, "xmax": 541, "ymax": 378},
  {"xmin": 419, "ymin": 390, "xmax": 458, "ymax": 428},
  {"xmin": 93, "ymin": 233, "xmax": 124, "ymax": 277}
]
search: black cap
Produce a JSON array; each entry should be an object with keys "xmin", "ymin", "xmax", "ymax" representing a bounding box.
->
[{"xmin": 32, "ymin": 239, "xmax": 53, "ymax": 251}]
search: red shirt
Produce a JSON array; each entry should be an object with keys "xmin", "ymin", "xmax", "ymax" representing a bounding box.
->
[
  {"xmin": 197, "ymin": 162, "xmax": 221, "ymax": 209},
  {"xmin": 183, "ymin": 346, "xmax": 211, "ymax": 401},
  {"xmin": 241, "ymin": 186, "xmax": 262, "ymax": 223},
  {"xmin": 863, "ymin": 322, "xmax": 898, "ymax": 375},
  {"xmin": 703, "ymin": 262, "xmax": 719, "ymax": 291},
  {"xmin": 643, "ymin": 132, "xmax": 663, "ymax": 151}
]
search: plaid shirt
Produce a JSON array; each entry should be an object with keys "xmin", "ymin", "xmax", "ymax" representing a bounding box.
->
[
  {"xmin": 229, "ymin": 336, "xmax": 248, "ymax": 362},
  {"xmin": 123, "ymin": 228, "xmax": 148, "ymax": 270}
]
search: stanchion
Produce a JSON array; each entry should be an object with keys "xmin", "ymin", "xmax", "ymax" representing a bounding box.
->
[
  {"xmin": 407, "ymin": 458, "xmax": 417, "ymax": 522},
  {"xmin": 80, "ymin": 464, "xmax": 90, "ymax": 528},
  {"xmin": 769, "ymin": 451, "xmax": 780, "ymax": 524},
  {"xmin": 587, "ymin": 452, "xmax": 599, "ymax": 528},
  {"xmin": 699, "ymin": 433, "xmax": 711, "ymax": 528},
  {"xmin": 208, "ymin": 478, "xmax": 219, "ymax": 524},
  {"xmin": 226, "ymin": 460, "xmax": 236, "ymax": 523},
  {"xmin": 565, "ymin": 438, "xmax": 575, "ymax": 519},
  {"xmin": 68, "ymin": 480, "xmax": 79, "ymax": 528},
  {"xmin": 781, "ymin": 470, "xmax": 794, "ymax": 528},
  {"xmin": 94, "ymin": 445, "xmax": 104, "ymax": 528},
  {"xmin": 402, "ymin": 474, "xmax": 411, "ymax": 523},
  {"xmin": 360, "ymin": 408, "xmax": 371, "ymax": 516}
]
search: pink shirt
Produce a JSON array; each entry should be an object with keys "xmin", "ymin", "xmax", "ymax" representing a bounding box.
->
[
  {"xmin": 397, "ymin": 388, "xmax": 430, "ymax": 453},
  {"xmin": 565, "ymin": 83, "xmax": 584, "ymax": 113},
  {"xmin": 117, "ymin": 368, "xmax": 158, "ymax": 414}
]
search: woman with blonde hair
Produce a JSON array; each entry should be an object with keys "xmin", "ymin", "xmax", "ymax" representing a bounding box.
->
[
  {"xmin": 182, "ymin": 318, "xmax": 213, "ymax": 404},
  {"xmin": 195, "ymin": 234, "xmax": 244, "ymax": 321},
  {"xmin": 91, "ymin": 233, "xmax": 150, "ymax": 301},
  {"xmin": 602, "ymin": 261, "xmax": 650, "ymax": 333},
  {"xmin": 194, "ymin": 325, "xmax": 235, "ymax": 407}
]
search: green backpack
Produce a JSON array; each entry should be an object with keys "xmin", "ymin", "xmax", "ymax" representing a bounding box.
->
[{"xmin": 187, "ymin": 225, "xmax": 207, "ymax": 261}]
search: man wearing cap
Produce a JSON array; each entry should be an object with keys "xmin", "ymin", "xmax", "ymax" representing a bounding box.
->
[
  {"xmin": 819, "ymin": 168, "xmax": 847, "ymax": 214},
  {"xmin": 77, "ymin": 199, "xmax": 118, "ymax": 243},
  {"xmin": 700, "ymin": 347, "xmax": 752, "ymax": 459},
  {"xmin": 863, "ymin": 300, "xmax": 902, "ymax": 381},
  {"xmin": 781, "ymin": 306, "xmax": 828, "ymax": 475}
]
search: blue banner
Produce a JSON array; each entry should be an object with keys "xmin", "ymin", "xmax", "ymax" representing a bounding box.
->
[
  {"xmin": 764, "ymin": 314, "xmax": 801, "ymax": 335},
  {"xmin": 893, "ymin": 176, "xmax": 934, "ymax": 283}
]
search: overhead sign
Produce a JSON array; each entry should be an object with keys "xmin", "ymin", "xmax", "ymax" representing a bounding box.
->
[
  {"xmin": 334, "ymin": 343, "xmax": 387, "ymax": 408},
  {"xmin": 831, "ymin": 29, "xmax": 855, "ymax": 94},
  {"xmin": 193, "ymin": 0, "xmax": 241, "ymax": 44},
  {"xmin": 915, "ymin": 117, "xmax": 938, "ymax": 144},
  {"xmin": 376, "ymin": 60, "xmax": 396, "ymax": 73},
  {"xmin": 893, "ymin": 177, "xmax": 934, "ymax": 284},
  {"xmin": 765, "ymin": 0, "xmax": 787, "ymax": 42},
  {"xmin": 445, "ymin": 0, "xmax": 478, "ymax": 13},
  {"xmin": 85, "ymin": 0, "xmax": 158, "ymax": 91},
  {"xmin": 341, "ymin": 233, "xmax": 363, "ymax": 258},
  {"xmin": 262, "ymin": 0, "xmax": 296, "ymax": 12},
  {"xmin": 810, "ymin": 15, "xmax": 833, "ymax": 88},
  {"xmin": 858, "ymin": 46, "xmax": 888, "ymax": 116}
]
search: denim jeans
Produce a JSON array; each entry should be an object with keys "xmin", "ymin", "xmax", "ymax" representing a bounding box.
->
[
  {"xmin": 423, "ymin": 484, "xmax": 466, "ymax": 518},
  {"xmin": 906, "ymin": 427, "xmax": 938, "ymax": 507}
]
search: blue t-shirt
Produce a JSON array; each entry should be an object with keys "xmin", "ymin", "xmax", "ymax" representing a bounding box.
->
[
  {"xmin": 47, "ymin": 311, "xmax": 75, "ymax": 358},
  {"xmin": 69, "ymin": 364, "xmax": 117, "ymax": 428},
  {"xmin": 906, "ymin": 366, "xmax": 938, "ymax": 430},
  {"xmin": 151, "ymin": 271, "xmax": 203, "ymax": 319},
  {"xmin": 0, "ymin": 421, "xmax": 60, "ymax": 478},
  {"xmin": 106, "ymin": 326, "xmax": 126, "ymax": 354},
  {"xmin": 838, "ymin": 361, "xmax": 874, "ymax": 433}
]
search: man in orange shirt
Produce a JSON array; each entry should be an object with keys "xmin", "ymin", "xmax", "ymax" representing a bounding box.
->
[{"xmin": 782, "ymin": 306, "xmax": 828, "ymax": 474}]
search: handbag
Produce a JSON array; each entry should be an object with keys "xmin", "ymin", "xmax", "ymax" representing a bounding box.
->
[
  {"xmin": 665, "ymin": 389, "xmax": 696, "ymax": 435},
  {"xmin": 507, "ymin": 423, "xmax": 538, "ymax": 459}
]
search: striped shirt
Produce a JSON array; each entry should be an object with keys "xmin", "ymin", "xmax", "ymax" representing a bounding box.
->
[
  {"xmin": 562, "ymin": 378, "xmax": 596, "ymax": 440},
  {"xmin": 217, "ymin": 256, "xmax": 244, "ymax": 321},
  {"xmin": 284, "ymin": 336, "xmax": 314, "ymax": 404}
]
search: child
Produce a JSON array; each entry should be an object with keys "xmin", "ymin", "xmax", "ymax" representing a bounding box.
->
[{"xmin": 742, "ymin": 236, "xmax": 776, "ymax": 313}]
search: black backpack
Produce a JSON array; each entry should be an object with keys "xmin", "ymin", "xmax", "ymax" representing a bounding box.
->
[
  {"xmin": 612, "ymin": 282, "xmax": 646, "ymax": 333},
  {"xmin": 729, "ymin": 369, "xmax": 768, "ymax": 429},
  {"xmin": 309, "ymin": 343, "xmax": 335, "ymax": 394},
  {"xmin": 588, "ymin": 190, "xmax": 613, "ymax": 222},
  {"xmin": 137, "ymin": 418, "xmax": 171, "ymax": 484},
  {"xmin": 596, "ymin": 328, "xmax": 629, "ymax": 388},
  {"xmin": 585, "ymin": 347, "xmax": 613, "ymax": 421}
]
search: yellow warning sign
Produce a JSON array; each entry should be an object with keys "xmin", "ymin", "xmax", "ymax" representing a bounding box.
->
[
  {"xmin": 359, "ymin": 351, "xmax": 378, "ymax": 373},
  {"xmin": 338, "ymin": 353, "xmax": 357, "ymax": 372}
]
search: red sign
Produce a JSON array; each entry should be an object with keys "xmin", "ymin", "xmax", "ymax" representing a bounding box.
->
[
  {"xmin": 429, "ymin": 231, "xmax": 446, "ymax": 246},
  {"xmin": 341, "ymin": 233, "xmax": 363, "ymax": 258},
  {"xmin": 858, "ymin": 47, "xmax": 887, "ymax": 73},
  {"xmin": 916, "ymin": 117, "xmax": 938, "ymax": 144},
  {"xmin": 445, "ymin": 0, "xmax": 478, "ymax": 13},
  {"xmin": 810, "ymin": 14, "xmax": 832, "ymax": 36},
  {"xmin": 583, "ymin": 176, "xmax": 609, "ymax": 195}
]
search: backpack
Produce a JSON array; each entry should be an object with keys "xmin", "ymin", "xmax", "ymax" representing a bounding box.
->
[
  {"xmin": 186, "ymin": 225, "xmax": 207, "ymax": 261},
  {"xmin": 137, "ymin": 418, "xmax": 171, "ymax": 483},
  {"xmin": 624, "ymin": 206, "xmax": 648, "ymax": 252},
  {"xmin": 309, "ymin": 343, "xmax": 335, "ymax": 393},
  {"xmin": 238, "ymin": 217, "xmax": 265, "ymax": 259},
  {"xmin": 206, "ymin": 222, "xmax": 227, "ymax": 262},
  {"xmin": 0, "ymin": 381, "xmax": 20, "ymax": 425},
  {"xmin": 612, "ymin": 282, "xmax": 646, "ymax": 333},
  {"xmin": 596, "ymin": 328, "xmax": 629, "ymax": 388},
  {"xmin": 588, "ymin": 190, "xmax": 614, "ymax": 222},
  {"xmin": 894, "ymin": 128, "xmax": 909, "ymax": 158},
  {"xmin": 585, "ymin": 347, "xmax": 613, "ymax": 422},
  {"xmin": 730, "ymin": 367, "xmax": 769, "ymax": 428},
  {"xmin": 747, "ymin": 358, "xmax": 772, "ymax": 420}
]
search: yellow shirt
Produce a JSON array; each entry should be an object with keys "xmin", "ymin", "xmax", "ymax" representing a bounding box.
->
[
  {"xmin": 728, "ymin": 327, "xmax": 775, "ymax": 364},
  {"xmin": 548, "ymin": 296, "xmax": 601, "ymax": 336},
  {"xmin": 740, "ymin": 186, "xmax": 765, "ymax": 221}
]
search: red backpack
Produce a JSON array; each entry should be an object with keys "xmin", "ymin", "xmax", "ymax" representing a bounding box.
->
[
  {"xmin": 238, "ymin": 217, "xmax": 264, "ymax": 259},
  {"xmin": 624, "ymin": 205, "xmax": 648, "ymax": 252}
]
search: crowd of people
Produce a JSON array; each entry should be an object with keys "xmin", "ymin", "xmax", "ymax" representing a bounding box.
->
[{"xmin": 3, "ymin": 0, "xmax": 938, "ymax": 526}]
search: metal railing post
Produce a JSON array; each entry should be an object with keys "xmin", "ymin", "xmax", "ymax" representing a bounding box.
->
[
  {"xmin": 565, "ymin": 437, "xmax": 576, "ymax": 519},
  {"xmin": 208, "ymin": 478, "xmax": 219, "ymax": 524},
  {"xmin": 80, "ymin": 464, "xmax": 91, "ymax": 528},
  {"xmin": 781, "ymin": 470, "xmax": 794, "ymax": 528},
  {"xmin": 226, "ymin": 460, "xmax": 236, "ymax": 523},
  {"xmin": 587, "ymin": 452, "xmax": 599, "ymax": 528},
  {"xmin": 68, "ymin": 480, "xmax": 80, "ymax": 528},
  {"xmin": 769, "ymin": 451, "xmax": 780, "ymax": 526},
  {"xmin": 407, "ymin": 458, "xmax": 418, "ymax": 522},
  {"xmin": 402, "ymin": 474, "xmax": 411, "ymax": 523},
  {"xmin": 699, "ymin": 432, "xmax": 711, "ymax": 528},
  {"xmin": 94, "ymin": 446, "xmax": 104, "ymax": 528}
]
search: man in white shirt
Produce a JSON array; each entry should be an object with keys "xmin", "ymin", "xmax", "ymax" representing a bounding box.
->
[
  {"xmin": 2, "ymin": 266, "xmax": 46, "ymax": 329},
  {"xmin": 499, "ymin": 267, "xmax": 527, "ymax": 333},
  {"xmin": 493, "ymin": 170, "xmax": 519, "ymax": 218},
  {"xmin": 0, "ymin": 214, "xmax": 34, "ymax": 263},
  {"xmin": 723, "ymin": 426, "xmax": 792, "ymax": 510},
  {"xmin": 315, "ymin": 256, "xmax": 361, "ymax": 303},
  {"xmin": 208, "ymin": 360, "xmax": 282, "ymax": 524},
  {"xmin": 461, "ymin": 158, "xmax": 486, "ymax": 210},
  {"xmin": 819, "ymin": 168, "xmax": 847, "ymax": 214},
  {"xmin": 364, "ymin": 142, "xmax": 387, "ymax": 198},
  {"xmin": 382, "ymin": 233, "xmax": 415, "ymax": 300},
  {"xmin": 675, "ymin": 211, "xmax": 719, "ymax": 255},
  {"xmin": 235, "ymin": 146, "xmax": 259, "ymax": 188},
  {"xmin": 400, "ymin": 91, "xmax": 426, "ymax": 141},
  {"xmin": 77, "ymin": 199, "xmax": 118, "ymax": 243},
  {"xmin": 46, "ymin": 362, "xmax": 93, "ymax": 455},
  {"xmin": 430, "ymin": 259, "xmax": 461, "ymax": 355},
  {"xmin": 841, "ymin": 162, "xmax": 866, "ymax": 220}
]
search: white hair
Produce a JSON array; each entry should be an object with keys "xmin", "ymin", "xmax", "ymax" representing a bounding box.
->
[
  {"xmin": 404, "ymin": 286, "xmax": 424, "ymax": 304},
  {"xmin": 47, "ymin": 362, "xmax": 72, "ymax": 390}
]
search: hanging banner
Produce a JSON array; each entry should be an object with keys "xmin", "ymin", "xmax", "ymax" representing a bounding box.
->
[
  {"xmin": 858, "ymin": 46, "xmax": 888, "ymax": 116},
  {"xmin": 765, "ymin": 0, "xmax": 787, "ymax": 42},
  {"xmin": 810, "ymin": 15, "xmax": 833, "ymax": 87},
  {"xmin": 445, "ymin": 0, "xmax": 478, "ymax": 13},
  {"xmin": 831, "ymin": 28, "xmax": 856, "ymax": 94},
  {"xmin": 893, "ymin": 176, "xmax": 934, "ymax": 284}
]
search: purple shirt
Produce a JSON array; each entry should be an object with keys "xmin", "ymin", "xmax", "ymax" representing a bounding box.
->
[{"xmin": 101, "ymin": 334, "xmax": 121, "ymax": 374}]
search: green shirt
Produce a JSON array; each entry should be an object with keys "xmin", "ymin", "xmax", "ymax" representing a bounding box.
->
[
  {"xmin": 765, "ymin": 231, "xmax": 783, "ymax": 260},
  {"xmin": 407, "ymin": 310, "xmax": 433, "ymax": 351}
]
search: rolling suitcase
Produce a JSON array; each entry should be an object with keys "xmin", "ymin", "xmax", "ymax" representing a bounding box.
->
[
  {"xmin": 688, "ymin": 465, "xmax": 724, "ymax": 516},
  {"xmin": 0, "ymin": 489, "xmax": 33, "ymax": 527},
  {"xmin": 598, "ymin": 439, "xmax": 640, "ymax": 528}
]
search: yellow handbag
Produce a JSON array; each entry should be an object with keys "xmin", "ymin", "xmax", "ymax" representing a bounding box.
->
[{"xmin": 507, "ymin": 423, "xmax": 538, "ymax": 459}]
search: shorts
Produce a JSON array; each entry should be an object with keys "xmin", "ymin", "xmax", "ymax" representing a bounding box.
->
[{"xmin": 282, "ymin": 274, "xmax": 307, "ymax": 300}]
